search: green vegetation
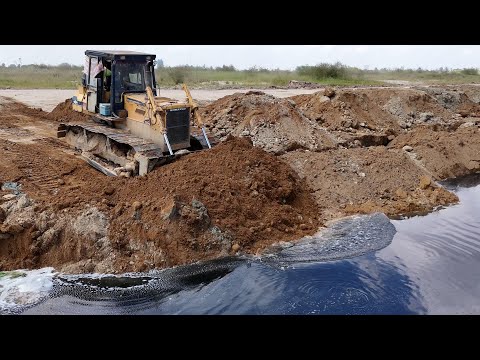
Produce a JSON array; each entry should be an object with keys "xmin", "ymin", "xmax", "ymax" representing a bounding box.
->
[
  {"xmin": 0, "ymin": 271, "xmax": 27, "ymax": 279},
  {"xmin": 297, "ymin": 62, "xmax": 349, "ymax": 80},
  {"xmin": 366, "ymin": 67, "xmax": 480, "ymax": 84},
  {"xmin": 1, "ymin": 62, "xmax": 479, "ymax": 89},
  {"xmin": 155, "ymin": 63, "xmax": 378, "ymax": 87},
  {"xmin": 0, "ymin": 63, "xmax": 82, "ymax": 89}
]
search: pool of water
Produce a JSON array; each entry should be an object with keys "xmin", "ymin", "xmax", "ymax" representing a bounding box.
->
[{"xmin": 3, "ymin": 174, "xmax": 480, "ymax": 315}]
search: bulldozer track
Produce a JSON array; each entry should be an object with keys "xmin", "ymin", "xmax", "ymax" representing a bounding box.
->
[{"xmin": 60, "ymin": 122, "xmax": 165, "ymax": 158}]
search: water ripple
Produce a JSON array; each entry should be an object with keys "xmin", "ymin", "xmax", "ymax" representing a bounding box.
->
[{"xmin": 261, "ymin": 212, "xmax": 396, "ymax": 267}]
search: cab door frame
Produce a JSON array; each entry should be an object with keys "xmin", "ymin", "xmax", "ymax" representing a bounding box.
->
[{"xmin": 86, "ymin": 56, "xmax": 102, "ymax": 113}]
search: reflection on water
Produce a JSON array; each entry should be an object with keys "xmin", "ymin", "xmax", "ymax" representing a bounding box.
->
[
  {"xmin": 382, "ymin": 173, "xmax": 480, "ymax": 314},
  {"xmin": 141, "ymin": 255, "xmax": 425, "ymax": 315},
  {"xmin": 7, "ymin": 174, "xmax": 480, "ymax": 314}
]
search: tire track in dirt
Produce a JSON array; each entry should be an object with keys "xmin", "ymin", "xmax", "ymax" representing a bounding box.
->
[{"xmin": 1, "ymin": 140, "xmax": 77, "ymax": 196}]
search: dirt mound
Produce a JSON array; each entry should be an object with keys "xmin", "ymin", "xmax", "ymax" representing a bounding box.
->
[
  {"xmin": 290, "ymin": 87, "xmax": 480, "ymax": 147},
  {"xmin": 388, "ymin": 125, "xmax": 480, "ymax": 180},
  {"xmin": 451, "ymin": 85, "xmax": 480, "ymax": 105},
  {"xmin": 47, "ymin": 99, "xmax": 91, "ymax": 123},
  {"xmin": 200, "ymin": 91, "xmax": 336, "ymax": 154},
  {"xmin": 291, "ymin": 89, "xmax": 402, "ymax": 148},
  {"xmin": 0, "ymin": 136, "xmax": 320, "ymax": 273},
  {"xmin": 416, "ymin": 86, "xmax": 480, "ymax": 115},
  {"xmin": 366, "ymin": 88, "xmax": 461, "ymax": 129},
  {"xmin": 281, "ymin": 147, "xmax": 459, "ymax": 221}
]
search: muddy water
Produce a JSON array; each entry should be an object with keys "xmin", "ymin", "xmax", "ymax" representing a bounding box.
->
[{"xmin": 2, "ymin": 174, "xmax": 480, "ymax": 315}]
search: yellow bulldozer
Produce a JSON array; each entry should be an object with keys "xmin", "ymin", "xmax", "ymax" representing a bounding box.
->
[{"xmin": 57, "ymin": 50, "xmax": 214, "ymax": 176}]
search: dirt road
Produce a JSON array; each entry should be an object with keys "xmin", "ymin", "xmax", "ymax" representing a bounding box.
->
[{"xmin": 0, "ymin": 88, "xmax": 323, "ymax": 112}]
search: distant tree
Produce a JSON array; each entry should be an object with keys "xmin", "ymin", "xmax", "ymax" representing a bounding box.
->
[
  {"xmin": 156, "ymin": 59, "xmax": 164, "ymax": 68},
  {"xmin": 217, "ymin": 65, "xmax": 236, "ymax": 72},
  {"xmin": 461, "ymin": 68, "xmax": 478, "ymax": 75},
  {"xmin": 8, "ymin": 64, "xmax": 16, "ymax": 68},
  {"xmin": 296, "ymin": 62, "xmax": 349, "ymax": 80},
  {"xmin": 0, "ymin": 63, "xmax": 4, "ymax": 67}
]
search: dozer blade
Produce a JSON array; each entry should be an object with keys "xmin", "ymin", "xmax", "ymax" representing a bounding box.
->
[{"xmin": 191, "ymin": 127, "xmax": 219, "ymax": 149}]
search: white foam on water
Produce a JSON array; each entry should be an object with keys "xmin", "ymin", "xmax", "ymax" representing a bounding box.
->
[{"xmin": 0, "ymin": 268, "xmax": 56, "ymax": 314}]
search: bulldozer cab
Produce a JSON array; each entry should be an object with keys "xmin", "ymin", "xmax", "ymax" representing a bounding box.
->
[{"xmin": 83, "ymin": 50, "xmax": 156, "ymax": 116}]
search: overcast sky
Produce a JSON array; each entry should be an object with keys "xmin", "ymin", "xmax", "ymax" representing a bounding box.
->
[{"xmin": 0, "ymin": 45, "xmax": 478, "ymax": 70}]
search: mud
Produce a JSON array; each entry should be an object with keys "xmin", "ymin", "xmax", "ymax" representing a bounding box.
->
[{"xmin": 2, "ymin": 83, "xmax": 480, "ymax": 274}]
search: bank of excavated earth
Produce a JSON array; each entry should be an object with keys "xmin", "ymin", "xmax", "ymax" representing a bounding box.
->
[
  {"xmin": 201, "ymin": 85, "xmax": 480, "ymax": 220},
  {"xmin": 1, "ymin": 84, "xmax": 480, "ymax": 273},
  {"xmin": 0, "ymin": 102, "xmax": 319, "ymax": 273}
]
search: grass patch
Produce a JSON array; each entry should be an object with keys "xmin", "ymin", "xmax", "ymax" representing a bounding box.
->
[
  {"xmin": 0, "ymin": 64, "xmax": 82, "ymax": 89},
  {"xmin": 366, "ymin": 67, "xmax": 480, "ymax": 84},
  {"xmin": 297, "ymin": 62, "xmax": 349, "ymax": 80},
  {"xmin": 1, "ymin": 63, "xmax": 480, "ymax": 89},
  {"xmin": 0, "ymin": 271, "xmax": 27, "ymax": 279}
]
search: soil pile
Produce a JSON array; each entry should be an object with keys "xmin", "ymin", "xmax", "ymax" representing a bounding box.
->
[
  {"xmin": 46, "ymin": 99, "xmax": 91, "ymax": 123},
  {"xmin": 0, "ymin": 136, "xmax": 320, "ymax": 273},
  {"xmin": 388, "ymin": 125, "xmax": 480, "ymax": 180},
  {"xmin": 366, "ymin": 86, "xmax": 480, "ymax": 129},
  {"xmin": 372, "ymin": 88, "xmax": 456, "ymax": 127},
  {"xmin": 200, "ymin": 91, "xmax": 337, "ymax": 154},
  {"xmin": 417, "ymin": 86, "xmax": 480, "ymax": 115},
  {"xmin": 290, "ymin": 87, "xmax": 480, "ymax": 146},
  {"xmin": 291, "ymin": 88, "xmax": 402, "ymax": 147},
  {"xmin": 0, "ymin": 98, "xmax": 48, "ymax": 119},
  {"xmin": 281, "ymin": 147, "xmax": 459, "ymax": 221},
  {"xmin": 449, "ymin": 85, "xmax": 480, "ymax": 105}
]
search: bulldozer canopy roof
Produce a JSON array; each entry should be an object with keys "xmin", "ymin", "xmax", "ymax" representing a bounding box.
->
[{"xmin": 85, "ymin": 50, "xmax": 156, "ymax": 60}]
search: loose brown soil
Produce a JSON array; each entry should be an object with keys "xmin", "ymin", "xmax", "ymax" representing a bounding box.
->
[
  {"xmin": 290, "ymin": 88, "xmax": 402, "ymax": 147},
  {"xmin": 0, "ymin": 101, "xmax": 319, "ymax": 273},
  {"xmin": 2, "ymin": 83, "xmax": 480, "ymax": 274},
  {"xmin": 281, "ymin": 148, "xmax": 458, "ymax": 221},
  {"xmin": 199, "ymin": 85, "xmax": 480, "ymax": 220},
  {"xmin": 46, "ymin": 99, "xmax": 91, "ymax": 123},
  {"xmin": 388, "ymin": 125, "xmax": 480, "ymax": 180},
  {"xmin": 200, "ymin": 91, "xmax": 337, "ymax": 154}
]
